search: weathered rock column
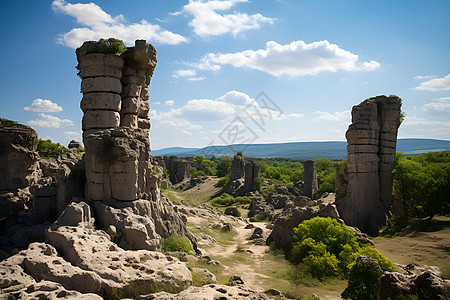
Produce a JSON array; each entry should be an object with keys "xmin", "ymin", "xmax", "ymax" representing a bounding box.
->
[
  {"xmin": 336, "ymin": 95, "xmax": 401, "ymax": 235},
  {"xmin": 76, "ymin": 40, "xmax": 156, "ymax": 202},
  {"xmin": 303, "ymin": 160, "xmax": 318, "ymax": 198}
]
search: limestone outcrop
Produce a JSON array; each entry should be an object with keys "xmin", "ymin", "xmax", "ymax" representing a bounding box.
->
[
  {"xmin": 226, "ymin": 155, "xmax": 260, "ymax": 196},
  {"xmin": 303, "ymin": 160, "xmax": 318, "ymax": 198},
  {"xmin": 0, "ymin": 118, "xmax": 42, "ymax": 190},
  {"xmin": 154, "ymin": 156, "xmax": 191, "ymax": 184},
  {"xmin": 336, "ymin": 95, "xmax": 402, "ymax": 236},
  {"xmin": 77, "ymin": 40, "xmax": 155, "ymax": 202}
]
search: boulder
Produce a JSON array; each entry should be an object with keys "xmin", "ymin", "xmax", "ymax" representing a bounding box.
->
[
  {"xmin": 5, "ymin": 281, "xmax": 103, "ymax": 299},
  {"xmin": 55, "ymin": 201, "xmax": 94, "ymax": 227},
  {"xmin": 380, "ymin": 264, "xmax": 450, "ymax": 300},
  {"xmin": 249, "ymin": 227, "xmax": 263, "ymax": 240},
  {"xmin": 224, "ymin": 206, "xmax": 239, "ymax": 217},
  {"xmin": 266, "ymin": 206, "xmax": 318, "ymax": 250}
]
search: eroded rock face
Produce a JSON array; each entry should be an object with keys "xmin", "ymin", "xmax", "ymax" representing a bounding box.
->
[
  {"xmin": 0, "ymin": 118, "xmax": 42, "ymax": 190},
  {"xmin": 226, "ymin": 155, "xmax": 260, "ymax": 196},
  {"xmin": 336, "ymin": 95, "xmax": 401, "ymax": 236}
]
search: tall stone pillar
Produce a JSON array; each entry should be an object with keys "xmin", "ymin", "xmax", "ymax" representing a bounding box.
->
[
  {"xmin": 303, "ymin": 160, "xmax": 318, "ymax": 198},
  {"xmin": 336, "ymin": 95, "xmax": 401, "ymax": 236},
  {"xmin": 76, "ymin": 40, "xmax": 156, "ymax": 202}
]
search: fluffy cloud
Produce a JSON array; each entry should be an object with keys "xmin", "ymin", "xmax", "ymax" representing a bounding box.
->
[
  {"xmin": 172, "ymin": 69, "xmax": 197, "ymax": 78},
  {"xmin": 165, "ymin": 100, "xmax": 175, "ymax": 106},
  {"xmin": 194, "ymin": 40, "xmax": 380, "ymax": 77},
  {"xmin": 422, "ymin": 97, "xmax": 450, "ymax": 112},
  {"xmin": 415, "ymin": 73, "xmax": 450, "ymax": 92},
  {"xmin": 27, "ymin": 113, "xmax": 74, "ymax": 128},
  {"xmin": 172, "ymin": 69, "xmax": 205, "ymax": 81},
  {"xmin": 52, "ymin": 0, "xmax": 187, "ymax": 48},
  {"xmin": 180, "ymin": 0, "xmax": 274, "ymax": 37},
  {"xmin": 24, "ymin": 99, "xmax": 63, "ymax": 112},
  {"xmin": 313, "ymin": 110, "xmax": 351, "ymax": 122},
  {"xmin": 402, "ymin": 115, "xmax": 450, "ymax": 127}
]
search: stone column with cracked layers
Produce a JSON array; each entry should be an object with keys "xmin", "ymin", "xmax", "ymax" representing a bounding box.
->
[
  {"xmin": 303, "ymin": 160, "xmax": 318, "ymax": 199},
  {"xmin": 77, "ymin": 40, "xmax": 157, "ymax": 202},
  {"xmin": 336, "ymin": 95, "xmax": 401, "ymax": 236}
]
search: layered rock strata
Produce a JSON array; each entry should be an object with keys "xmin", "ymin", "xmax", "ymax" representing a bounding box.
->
[
  {"xmin": 77, "ymin": 40, "xmax": 155, "ymax": 202},
  {"xmin": 336, "ymin": 95, "xmax": 401, "ymax": 235},
  {"xmin": 76, "ymin": 40, "xmax": 189, "ymax": 250}
]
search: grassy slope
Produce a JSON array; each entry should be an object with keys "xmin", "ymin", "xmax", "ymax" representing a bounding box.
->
[{"xmin": 374, "ymin": 216, "xmax": 450, "ymax": 279}]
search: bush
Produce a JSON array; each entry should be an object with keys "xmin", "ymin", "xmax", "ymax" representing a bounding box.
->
[
  {"xmin": 160, "ymin": 181, "xmax": 168, "ymax": 191},
  {"xmin": 37, "ymin": 138, "xmax": 67, "ymax": 159},
  {"xmin": 98, "ymin": 38, "xmax": 127, "ymax": 55},
  {"xmin": 341, "ymin": 256, "xmax": 383, "ymax": 300},
  {"xmin": 161, "ymin": 236, "xmax": 193, "ymax": 254},
  {"xmin": 291, "ymin": 217, "xmax": 394, "ymax": 280},
  {"xmin": 250, "ymin": 211, "xmax": 269, "ymax": 222},
  {"xmin": 216, "ymin": 175, "xmax": 230, "ymax": 187},
  {"xmin": 210, "ymin": 193, "xmax": 251, "ymax": 206}
]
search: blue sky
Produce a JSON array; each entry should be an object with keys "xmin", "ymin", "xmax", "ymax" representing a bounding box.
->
[{"xmin": 1, "ymin": 0, "xmax": 449, "ymax": 150}]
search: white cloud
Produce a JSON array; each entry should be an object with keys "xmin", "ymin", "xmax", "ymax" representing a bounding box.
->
[
  {"xmin": 313, "ymin": 110, "xmax": 351, "ymax": 122},
  {"xmin": 287, "ymin": 113, "xmax": 304, "ymax": 118},
  {"xmin": 187, "ymin": 76, "xmax": 206, "ymax": 81},
  {"xmin": 27, "ymin": 113, "xmax": 74, "ymax": 128},
  {"xmin": 24, "ymin": 98, "xmax": 63, "ymax": 112},
  {"xmin": 402, "ymin": 115, "xmax": 450, "ymax": 127},
  {"xmin": 165, "ymin": 100, "xmax": 175, "ymax": 106},
  {"xmin": 194, "ymin": 40, "xmax": 380, "ymax": 77},
  {"xmin": 217, "ymin": 90, "xmax": 253, "ymax": 106},
  {"xmin": 52, "ymin": 0, "xmax": 187, "ymax": 48},
  {"xmin": 175, "ymin": 99, "xmax": 235, "ymax": 121},
  {"xmin": 414, "ymin": 75, "xmax": 437, "ymax": 80},
  {"xmin": 422, "ymin": 97, "xmax": 450, "ymax": 112},
  {"xmin": 173, "ymin": 69, "xmax": 197, "ymax": 78},
  {"xmin": 415, "ymin": 73, "xmax": 450, "ymax": 92},
  {"xmin": 181, "ymin": 0, "xmax": 274, "ymax": 37}
]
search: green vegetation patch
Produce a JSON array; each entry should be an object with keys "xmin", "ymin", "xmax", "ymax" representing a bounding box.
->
[
  {"xmin": 210, "ymin": 193, "xmax": 251, "ymax": 207},
  {"xmin": 392, "ymin": 151, "xmax": 450, "ymax": 221},
  {"xmin": 161, "ymin": 236, "xmax": 193, "ymax": 254},
  {"xmin": 291, "ymin": 217, "xmax": 395, "ymax": 280},
  {"xmin": 37, "ymin": 138, "xmax": 67, "ymax": 159}
]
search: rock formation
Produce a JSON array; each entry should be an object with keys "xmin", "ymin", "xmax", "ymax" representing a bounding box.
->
[
  {"xmin": 303, "ymin": 160, "xmax": 318, "ymax": 198},
  {"xmin": 336, "ymin": 95, "xmax": 401, "ymax": 236},
  {"xmin": 77, "ymin": 40, "xmax": 155, "ymax": 202},
  {"xmin": 226, "ymin": 154, "xmax": 260, "ymax": 196},
  {"xmin": 0, "ymin": 118, "xmax": 42, "ymax": 190},
  {"xmin": 380, "ymin": 263, "xmax": 450, "ymax": 300},
  {"xmin": 154, "ymin": 156, "xmax": 191, "ymax": 184},
  {"xmin": 76, "ymin": 40, "xmax": 189, "ymax": 251}
]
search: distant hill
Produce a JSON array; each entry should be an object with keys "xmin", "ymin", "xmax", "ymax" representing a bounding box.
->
[{"xmin": 151, "ymin": 139, "xmax": 450, "ymax": 159}]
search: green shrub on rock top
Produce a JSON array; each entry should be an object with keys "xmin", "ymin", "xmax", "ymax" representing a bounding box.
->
[
  {"xmin": 98, "ymin": 38, "xmax": 127, "ymax": 55},
  {"xmin": 291, "ymin": 217, "xmax": 395, "ymax": 280}
]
